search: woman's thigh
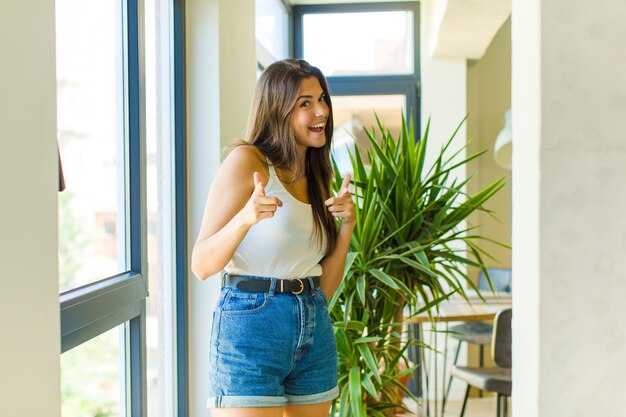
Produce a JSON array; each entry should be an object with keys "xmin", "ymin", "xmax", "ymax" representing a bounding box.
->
[
  {"xmin": 283, "ymin": 401, "xmax": 332, "ymax": 417},
  {"xmin": 210, "ymin": 402, "xmax": 331, "ymax": 417},
  {"xmin": 211, "ymin": 407, "xmax": 283, "ymax": 417}
]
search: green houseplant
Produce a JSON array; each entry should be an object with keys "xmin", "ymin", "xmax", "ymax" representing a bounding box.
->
[{"xmin": 328, "ymin": 116, "xmax": 506, "ymax": 417}]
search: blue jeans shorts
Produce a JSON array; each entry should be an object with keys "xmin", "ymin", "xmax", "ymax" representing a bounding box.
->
[{"xmin": 207, "ymin": 275, "xmax": 339, "ymax": 408}]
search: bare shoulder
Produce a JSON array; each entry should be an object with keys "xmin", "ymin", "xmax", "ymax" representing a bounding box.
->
[
  {"xmin": 220, "ymin": 145, "xmax": 269, "ymax": 183},
  {"xmin": 215, "ymin": 145, "xmax": 269, "ymax": 189},
  {"xmin": 225, "ymin": 144, "xmax": 265, "ymax": 166}
]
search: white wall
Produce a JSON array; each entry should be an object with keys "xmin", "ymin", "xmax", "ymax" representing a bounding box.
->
[
  {"xmin": 466, "ymin": 18, "xmax": 512, "ymax": 274},
  {"xmin": 419, "ymin": 0, "xmax": 468, "ymax": 402},
  {"xmin": 0, "ymin": 1, "xmax": 61, "ymax": 416},
  {"xmin": 512, "ymin": 1, "xmax": 626, "ymax": 416},
  {"xmin": 420, "ymin": 0, "xmax": 467, "ymax": 168},
  {"xmin": 185, "ymin": 0, "xmax": 257, "ymax": 415}
]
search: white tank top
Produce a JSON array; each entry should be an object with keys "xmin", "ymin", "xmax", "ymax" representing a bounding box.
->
[{"xmin": 224, "ymin": 162, "xmax": 325, "ymax": 279}]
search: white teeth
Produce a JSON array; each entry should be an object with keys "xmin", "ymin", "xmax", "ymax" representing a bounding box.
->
[{"xmin": 310, "ymin": 123, "xmax": 325, "ymax": 129}]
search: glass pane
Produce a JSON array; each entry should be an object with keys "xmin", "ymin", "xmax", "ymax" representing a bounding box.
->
[
  {"xmin": 56, "ymin": 0, "xmax": 127, "ymax": 292},
  {"xmin": 332, "ymin": 94, "xmax": 406, "ymax": 173},
  {"xmin": 61, "ymin": 326, "xmax": 125, "ymax": 417},
  {"xmin": 256, "ymin": 0, "xmax": 289, "ymax": 64},
  {"xmin": 303, "ymin": 11, "xmax": 414, "ymax": 76},
  {"xmin": 145, "ymin": 0, "xmax": 176, "ymax": 416}
]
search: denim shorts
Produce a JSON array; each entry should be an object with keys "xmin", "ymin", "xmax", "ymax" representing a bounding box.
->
[{"xmin": 207, "ymin": 275, "xmax": 339, "ymax": 408}]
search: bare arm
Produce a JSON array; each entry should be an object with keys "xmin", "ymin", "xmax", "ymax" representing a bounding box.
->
[
  {"xmin": 319, "ymin": 175, "xmax": 355, "ymax": 298},
  {"xmin": 191, "ymin": 146, "xmax": 283, "ymax": 281}
]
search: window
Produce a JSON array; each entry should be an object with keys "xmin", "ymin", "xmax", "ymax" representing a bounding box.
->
[
  {"xmin": 56, "ymin": 0, "xmax": 149, "ymax": 413},
  {"xmin": 56, "ymin": 0, "xmax": 127, "ymax": 293},
  {"xmin": 332, "ymin": 94, "xmax": 406, "ymax": 173},
  {"xmin": 302, "ymin": 10, "xmax": 414, "ymax": 76},
  {"xmin": 293, "ymin": 2, "xmax": 421, "ymax": 143},
  {"xmin": 57, "ymin": 0, "xmax": 187, "ymax": 415},
  {"xmin": 61, "ymin": 326, "xmax": 124, "ymax": 417}
]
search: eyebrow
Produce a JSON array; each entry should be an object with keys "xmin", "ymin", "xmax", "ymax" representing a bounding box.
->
[{"xmin": 296, "ymin": 93, "xmax": 325, "ymax": 101}]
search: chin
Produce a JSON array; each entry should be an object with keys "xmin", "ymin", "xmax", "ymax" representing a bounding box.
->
[
  {"xmin": 312, "ymin": 139, "xmax": 326, "ymax": 148},
  {"xmin": 310, "ymin": 134, "xmax": 326, "ymax": 148},
  {"xmin": 309, "ymin": 142, "xmax": 326, "ymax": 150},
  {"xmin": 298, "ymin": 137, "xmax": 326, "ymax": 149}
]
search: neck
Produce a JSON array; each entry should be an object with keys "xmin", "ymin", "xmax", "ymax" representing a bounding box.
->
[
  {"xmin": 292, "ymin": 146, "xmax": 308, "ymax": 178},
  {"xmin": 277, "ymin": 163, "xmax": 305, "ymax": 183}
]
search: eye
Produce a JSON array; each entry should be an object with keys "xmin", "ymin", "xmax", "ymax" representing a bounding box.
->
[
  {"xmin": 300, "ymin": 100, "xmax": 311, "ymax": 108},
  {"xmin": 319, "ymin": 95, "xmax": 326, "ymax": 103}
]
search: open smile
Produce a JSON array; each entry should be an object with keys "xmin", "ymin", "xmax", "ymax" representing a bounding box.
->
[{"xmin": 308, "ymin": 122, "xmax": 325, "ymax": 133}]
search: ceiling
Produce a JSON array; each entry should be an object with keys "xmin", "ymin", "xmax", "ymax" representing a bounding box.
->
[{"xmin": 430, "ymin": 0, "xmax": 511, "ymax": 59}]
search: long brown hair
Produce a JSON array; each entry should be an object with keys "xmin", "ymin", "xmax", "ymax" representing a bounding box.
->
[{"xmin": 245, "ymin": 58, "xmax": 337, "ymax": 255}]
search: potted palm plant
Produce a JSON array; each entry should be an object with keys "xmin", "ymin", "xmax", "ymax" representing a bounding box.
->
[{"xmin": 329, "ymin": 116, "xmax": 506, "ymax": 417}]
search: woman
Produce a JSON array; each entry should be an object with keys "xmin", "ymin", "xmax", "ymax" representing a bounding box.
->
[{"xmin": 191, "ymin": 59, "xmax": 355, "ymax": 417}]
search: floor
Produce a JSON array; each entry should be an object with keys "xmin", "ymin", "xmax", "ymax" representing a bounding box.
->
[{"xmin": 399, "ymin": 396, "xmax": 512, "ymax": 417}]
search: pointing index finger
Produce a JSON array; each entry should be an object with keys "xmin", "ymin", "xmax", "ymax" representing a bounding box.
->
[
  {"xmin": 339, "ymin": 174, "xmax": 351, "ymax": 196},
  {"xmin": 253, "ymin": 172, "xmax": 265, "ymax": 195}
]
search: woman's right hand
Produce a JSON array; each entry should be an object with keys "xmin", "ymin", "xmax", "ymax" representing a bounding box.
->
[
  {"xmin": 239, "ymin": 172, "xmax": 283, "ymax": 226},
  {"xmin": 192, "ymin": 147, "xmax": 279, "ymax": 280}
]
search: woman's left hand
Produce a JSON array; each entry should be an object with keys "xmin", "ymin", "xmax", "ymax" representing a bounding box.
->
[{"xmin": 325, "ymin": 174, "xmax": 356, "ymax": 226}]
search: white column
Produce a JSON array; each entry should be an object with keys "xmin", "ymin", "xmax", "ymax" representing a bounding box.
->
[
  {"xmin": 0, "ymin": 1, "xmax": 60, "ymax": 416},
  {"xmin": 186, "ymin": 0, "xmax": 257, "ymax": 415},
  {"xmin": 512, "ymin": 1, "xmax": 626, "ymax": 416}
]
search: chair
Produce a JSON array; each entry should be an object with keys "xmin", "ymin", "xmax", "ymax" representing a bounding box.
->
[
  {"xmin": 442, "ymin": 268, "xmax": 511, "ymax": 413},
  {"xmin": 451, "ymin": 308, "xmax": 512, "ymax": 417}
]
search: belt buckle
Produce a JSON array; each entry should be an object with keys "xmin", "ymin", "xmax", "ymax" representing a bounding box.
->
[{"xmin": 290, "ymin": 278, "xmax": 304, "ymax": 295}]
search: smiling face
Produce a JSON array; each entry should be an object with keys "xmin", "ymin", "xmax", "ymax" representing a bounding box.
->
[{"xmin": 291, "ymin": 76, "xmax": 330, "ymax": 153}]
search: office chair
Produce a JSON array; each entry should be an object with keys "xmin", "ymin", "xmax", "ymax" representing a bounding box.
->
[
  {"xmin": 442, "ymin": 268, "xmax": 512, "ymax": 413},
  {"xmin": 450, "ymin": 308, "xmax": 512, "ymax": 417}
]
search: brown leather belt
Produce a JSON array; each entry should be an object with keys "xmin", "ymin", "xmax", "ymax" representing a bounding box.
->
[{"xmin": 223, "ymin": 274, "xmax": 320, "ymax": 295}]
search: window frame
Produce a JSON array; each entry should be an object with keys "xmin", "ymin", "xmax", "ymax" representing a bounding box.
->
[
  {"xmin": 292, "ymin": 1, "xmax": 421, "ymax": 135},
  {"xmin": 173, "ymin": 0, "xmax": 189, "ymax": 414},
  {"xmin": 58, "ymin": 0, "xmax": 188, "ymax": 415}
]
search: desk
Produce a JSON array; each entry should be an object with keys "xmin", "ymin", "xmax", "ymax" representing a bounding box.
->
[
  {"xmin": 406, "ymin": 294, "xmax": 512, "ymax": 324},
  {"xmin": 405, "ymin": 295, "xmax": 511, "ymax": 417}
]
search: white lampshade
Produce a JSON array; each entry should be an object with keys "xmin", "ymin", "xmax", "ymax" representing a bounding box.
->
[{"xmin": 494, "ymin": 108, "xmax": 512, "ymax": 169}]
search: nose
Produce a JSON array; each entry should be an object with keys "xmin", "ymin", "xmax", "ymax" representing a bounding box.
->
[{"xmin": 315, "ymin": 101, "xmax": 328, "ymax": 117}]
